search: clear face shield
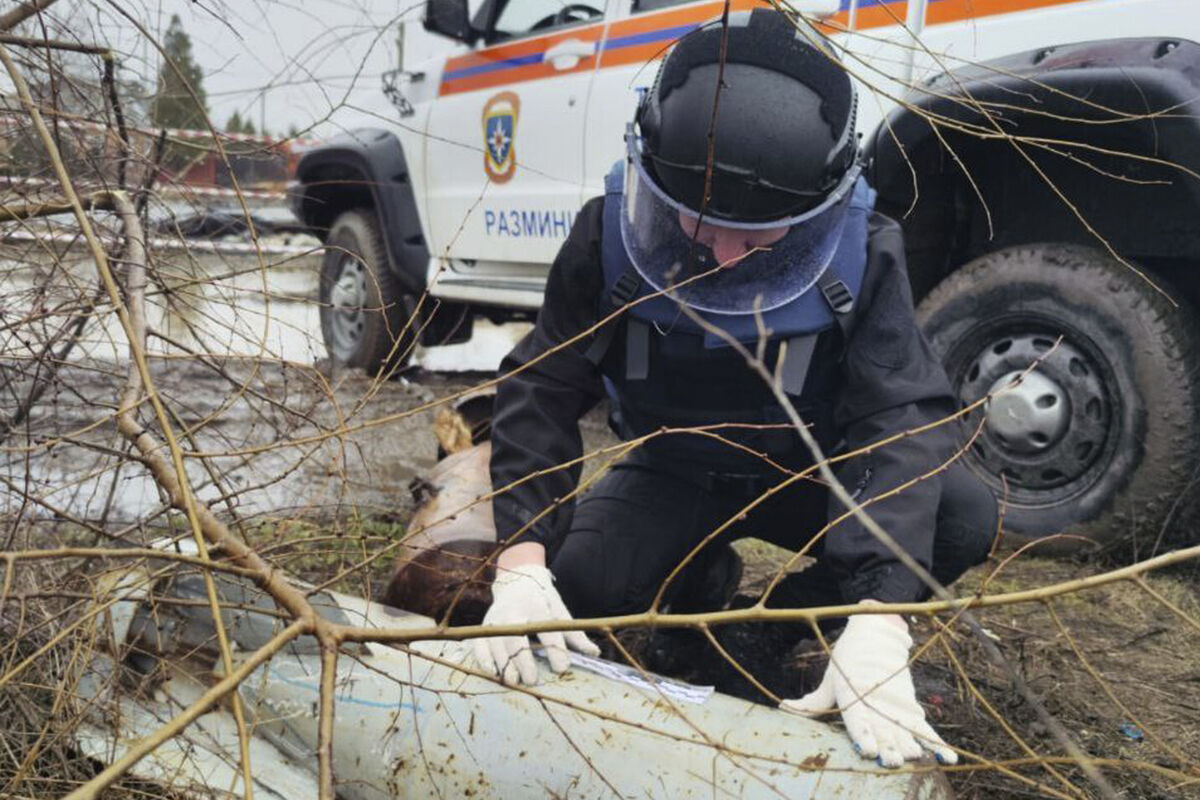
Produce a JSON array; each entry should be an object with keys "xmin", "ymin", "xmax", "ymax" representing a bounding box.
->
[{"xmin": 619, "ymin": 133, "xmax": 861, "ymax": 316}]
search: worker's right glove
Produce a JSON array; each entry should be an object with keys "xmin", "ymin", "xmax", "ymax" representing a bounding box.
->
[
  {"xmin": 780, "ymin": 609, "xmax": 957, "ymax": 767},
  {"xmin": 472, "ymin": 564, "xmax": 600, "ymax": 686}
]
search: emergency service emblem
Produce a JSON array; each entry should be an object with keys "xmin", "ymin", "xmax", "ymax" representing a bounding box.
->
[{"xmin": 482, "ymin": 91, "xmax": 520, "ymax": 183}]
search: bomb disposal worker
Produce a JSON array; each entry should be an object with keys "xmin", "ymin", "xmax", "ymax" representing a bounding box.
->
[{"xmin": 475, "ymin": 9, "xmax": 997, "ymax": 767}]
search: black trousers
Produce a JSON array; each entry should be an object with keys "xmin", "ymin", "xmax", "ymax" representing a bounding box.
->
[{"xmin": 551, "ymin": 455, "xmax": 997, "ymax": 618}]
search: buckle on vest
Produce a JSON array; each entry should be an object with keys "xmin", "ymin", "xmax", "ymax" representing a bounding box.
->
[
  {"xmin": 821, "ymin": 279, "xmax": 854, "ymax": 314},
  {"xmin": 610, "ymin": 271, "xmax": 643, "ymax": 307}
]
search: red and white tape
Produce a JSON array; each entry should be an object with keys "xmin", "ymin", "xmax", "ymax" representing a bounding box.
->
[
  {"xmin": 1, "ymin": 227, "xmax": 317, "ymax": 256},
  {"xmin": 0, "ymin": 175, "xmax": 287, "ymax": 202},
  {"xmin": 0, "ymin": 114, "xmax": 319, "ymax": 149}
]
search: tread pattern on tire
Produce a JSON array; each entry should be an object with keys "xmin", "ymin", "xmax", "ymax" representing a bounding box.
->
[
  {"xmin": 320, "ymin": 209, "xmax": 417, "ymax": 375},
  {"xmin": 916, "ymin": 243, "xmax": 1200, "ymax": 553}
]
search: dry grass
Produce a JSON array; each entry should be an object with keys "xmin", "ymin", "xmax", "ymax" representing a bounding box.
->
[
  {"xmin": 933, "ymin": 558, "xmax": 1200, "ymax": 799},
  {"xmin": 3, "ymin": 2, "xmax": 1200, "ymax": 797},
  {"xmin": 714, "ymin": 544, "xmax": 1200, "ymax": 799}
]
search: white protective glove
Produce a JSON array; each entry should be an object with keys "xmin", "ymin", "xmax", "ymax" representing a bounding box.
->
[
  {"xmin": 780, "ymin": 610, "xmax": 957, "ymax": 767},
  {"xmin": 472, "ymin": 564, "xmax": 600, "ymax": 685}
]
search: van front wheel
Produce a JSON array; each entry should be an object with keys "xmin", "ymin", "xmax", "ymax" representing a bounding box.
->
[{"xmin": 319, "ymin": 209, "xmax": 418, "ymax": 375}]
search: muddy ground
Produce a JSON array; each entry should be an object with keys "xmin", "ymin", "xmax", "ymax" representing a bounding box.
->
[
  {"xmin": 710, "ymin": 547, "xmax": 1200, "ymax": 800},
  {"xmin": 5, "ymin": 356, "xmax": 1200, "ymax": 798},
  {"xmin": 2, "ymin": 249, "xmax": 1198, "ymax": 798},
  {"xmin": 207, "ymin": 364, "xmax": 1198, "ymax": 800}
]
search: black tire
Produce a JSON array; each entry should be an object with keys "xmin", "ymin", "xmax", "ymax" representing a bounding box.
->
[
  {"xmin": 916, "ymin": 244, "xmax": 1200, "ymax": 554},
  {"xmin": 319, "ymin": 209, "xmax": 418, "ymax": 375}
]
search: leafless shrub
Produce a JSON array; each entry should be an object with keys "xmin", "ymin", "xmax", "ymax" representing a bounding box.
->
[{"xmin": 0, "ymin": 2, "xmax": 1197, "ymax": 800}]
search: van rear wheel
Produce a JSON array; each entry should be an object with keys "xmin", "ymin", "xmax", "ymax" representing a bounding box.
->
[
  {"xmin": 916, "ymin": 243, "xmax": 1200, "ymax": 556},
  {"xmin": 319, "ymin": 209, "xmax": 418, "ymax": 375}
]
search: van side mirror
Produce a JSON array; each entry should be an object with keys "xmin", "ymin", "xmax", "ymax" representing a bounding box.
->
[{"xmin": 424, "ymin": 0, "xmax": 474, "ymax": 43}]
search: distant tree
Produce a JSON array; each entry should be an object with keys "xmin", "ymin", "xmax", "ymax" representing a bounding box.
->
[
  {"xmin": 286, "ymin": 123, "xmax": 301, "ymax": 139},
  {"xmin": 225, "ymin": 110, "xmax": 259, "ymax": 137},
  {"xmin": 151, "ymin": 14, "xmax": 208, "ymax": 132}
]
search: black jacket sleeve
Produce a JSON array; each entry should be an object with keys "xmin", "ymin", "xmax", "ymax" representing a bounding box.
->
[
  {"xmin": 489, "ymin": 198, "xmax": 607, "ymax": 548},
  {"xmin": 824, "ymin": 213, "xmax": 959, "ymax": 604}
]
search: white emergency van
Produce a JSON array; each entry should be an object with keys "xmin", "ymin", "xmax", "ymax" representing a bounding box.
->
[{"xmin": 290, "ymin": 0, "xmax": 1200, "ymax": 550}]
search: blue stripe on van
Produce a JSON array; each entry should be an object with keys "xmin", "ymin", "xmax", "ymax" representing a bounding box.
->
[
  {"xmin": 839, "ymin": 0, "xmax": 948, "ymax": 9},
  {"xmin": 443, "ymin": 51, "xmax": 545, "ymax": 82},
  {"xmin": 601, "ymin": 22, "xmax": 703, "ymax": 50},
  {"xmin": 443, "ymin": 21, "xmax": 701, "ymax": 84}
]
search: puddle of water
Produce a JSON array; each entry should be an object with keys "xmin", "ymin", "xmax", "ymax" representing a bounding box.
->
[
  {"xmin": 0, "ymin": 227, "xmax": 533, "ymax": 523},
  {"xmin": 0, "ymin": 237, "xmax": 324, "ymax": 364},
  {"xmin": 0, "ymin": 231, "xmax": 529, "ymax": 371}
]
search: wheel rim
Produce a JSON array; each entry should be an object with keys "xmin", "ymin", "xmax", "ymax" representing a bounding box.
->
[
  {"xmin": 327, "ymin": 255, "xmax": 368, "ymax": 361},
  {"xmin": 984, "ymin": 369, "xmax": 1069, "ymax": 455},
  {"xmin": 952, "ymin": 321, "xmax": 1119, "ymax": 505}
]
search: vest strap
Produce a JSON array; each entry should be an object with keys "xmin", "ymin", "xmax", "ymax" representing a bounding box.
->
[
  {"xmin": 585, "ymin": 267, "xmax": 643, "ymax": 366},
  {"xmin": 584, "ymin": 324, "xmax": 615, "ymax": 365},
  {"xmin": 779, "ymin": 335, "xmax": 818, "ymax": 396},
  {"xmin": 816, "ymin": 266, "xmax": 857, "ymax": 348},
  {"xmin": 818, "ymin": 269, "xmax": 854, "ymax": 314},
  {"xmin": 610, "ymin": 270, "xmax": 643, "ymax": 307},
  {"xmin": 626, "ymin": 319, "xmax": 650, "ymax": 381}
]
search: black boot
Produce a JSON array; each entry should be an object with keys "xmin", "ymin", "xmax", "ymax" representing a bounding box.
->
[
  {"xmin": 640, "ymin": 544, "xmax": 744, "ymax": 679},
  {"xmin": 702, "ymin": 560, "xmax": 848, "ymax": 703}
]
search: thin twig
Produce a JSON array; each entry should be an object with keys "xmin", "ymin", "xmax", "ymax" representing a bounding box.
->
[{"xmin": 0, "ymin": 0, "xmax": 60, "ymax": 32}]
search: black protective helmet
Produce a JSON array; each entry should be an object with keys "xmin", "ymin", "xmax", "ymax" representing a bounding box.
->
[
  {"xmin": 620, "ymin": 9, "xmax": 863, "ymax": 315},
  {"xmin": 636, "ymin": 8, "xmax": 857, "ymax": 222}
]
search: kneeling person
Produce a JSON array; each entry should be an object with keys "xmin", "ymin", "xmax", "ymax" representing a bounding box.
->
[{"xmin": 475, "ymin": 9, "xmax": 996, "ymax": 769}]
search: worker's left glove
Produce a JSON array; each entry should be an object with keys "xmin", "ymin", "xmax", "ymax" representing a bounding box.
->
[
  {"xmin": 473, "ymin": 564, "xmax": 600, "ymax": 686},
  {"xmin": 779, "ymin": 609, "xmax": 957, "ymax": 767}
]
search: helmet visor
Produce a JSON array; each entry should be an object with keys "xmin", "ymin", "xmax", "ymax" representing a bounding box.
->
[{"xmin": 620, "ymin": 135, "xmax": 861, "ymax": 315}]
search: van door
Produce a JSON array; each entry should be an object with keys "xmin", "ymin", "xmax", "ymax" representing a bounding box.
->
[
  {"xmin": 424, "ymin": 0, "xmax": 610, "ymax": 271},
  {"xmin": 584, "ymin": 0, "xmax": 727, "ymax": 198}
]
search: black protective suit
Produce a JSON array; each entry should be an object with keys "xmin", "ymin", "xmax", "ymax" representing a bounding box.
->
[{"xmin": 489, "ymin": 197, "xmax": 996, "ymax": 614}]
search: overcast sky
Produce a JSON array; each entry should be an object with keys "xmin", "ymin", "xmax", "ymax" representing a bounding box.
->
[{"xmin": 64, "ymin": 0, "xmax": 456, "ymax": 138}]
